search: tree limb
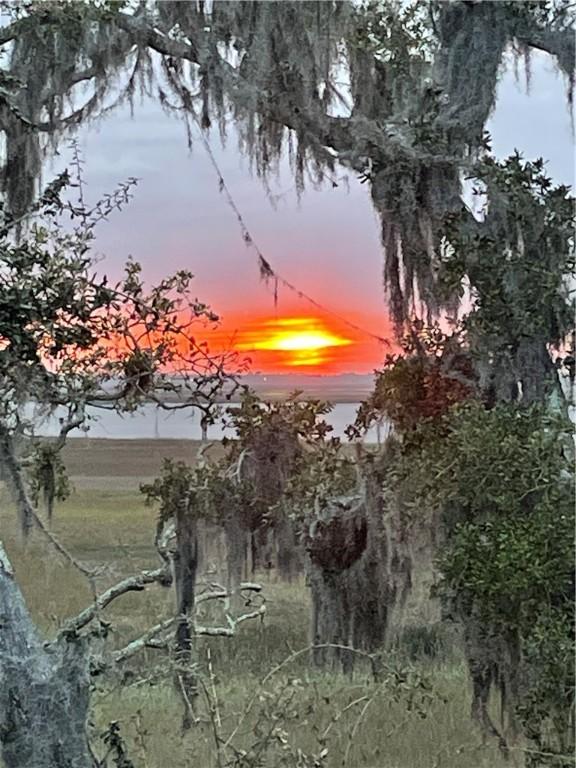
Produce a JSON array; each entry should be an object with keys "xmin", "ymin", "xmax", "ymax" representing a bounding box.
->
[
  {"xmin": 112, "ymin": 617, "xmax": 175, "ymax": 665},
  {"xmin": 62, "ymin": 566, "xmax": 171, "ymax": 636},
  {"xmin": 194, "ymin": 604, "xmax": 266, "ymax": 637},
  {"xmin": 109, "ymin": 586, "xmax": 265, "ymax": 666},
  {"xmin": 515, "ymin": 24, "xmax": 575, "ymax": 71}
]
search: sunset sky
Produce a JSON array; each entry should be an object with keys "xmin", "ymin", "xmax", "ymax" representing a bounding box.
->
[{"xmin": 56, "ymin": 52, "xmax": 573, "ymax": 375}]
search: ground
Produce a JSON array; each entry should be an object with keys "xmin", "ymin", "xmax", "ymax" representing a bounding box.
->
[{"xmin": 0, "ymin": 439, "xmax": 509, "ymax": 768}]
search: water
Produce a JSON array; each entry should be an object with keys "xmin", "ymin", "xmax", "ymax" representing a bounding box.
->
[{"xmin": 31, "ymin": 402, "xmax": 387, "ymax": 442}]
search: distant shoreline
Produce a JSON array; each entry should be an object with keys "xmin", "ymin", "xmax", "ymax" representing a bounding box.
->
[
  {"xmin": 60, "ymin": 436, "xmax": 377, "ymax": 490},
  {"xmin": 191, "ymin": 373, "xmax": 375, "ymax": 404}
]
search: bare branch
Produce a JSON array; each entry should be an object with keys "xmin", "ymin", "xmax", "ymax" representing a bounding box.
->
[
  {"xmin": 112, "ymin": 617, "xmax": 175, "ymax": 665},
  {"xmin": 53, "ymin": 406, "xmax": 87, "ymax": 452},
  {"xmin": 224, "ymin": 643, "xmax": 382, "ymax": 749},
  {"xmin": 194, "ymin": 604, "xmax": 266, "ymax": 637},
  {"xmin": 62, "ymin": 566, "xmax": 171, "ymax": 636},
  {"xmin": 109, "ymin": 587, "xmax": 266, "ymax": 666}
]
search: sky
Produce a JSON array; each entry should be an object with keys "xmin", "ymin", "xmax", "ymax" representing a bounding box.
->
[{"xmin": 51, "ymin": 50, "xmax": 574, "ymax": 375}]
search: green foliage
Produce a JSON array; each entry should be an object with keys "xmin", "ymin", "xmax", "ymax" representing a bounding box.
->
[
  {"xmin": 442, "ymin": 153, "xmax": 574, "ymax": 355},
  {"xmin": 142, "ymin": 453, "xmax": 262, "ymax": 532},
  {"xmin": 224, "ymin": 389, "xmax": 334, "ymax": 454},
  {"xmin": 351, "ymin": 0, "xmax": 435, "ymax": 64},
  {"xmin": 387, "ymin": 400, "xmax": 574, "ymax": 761},
  {"xmin": 0, "ymin": 170, "xmax": 233, "ymax": 424},
  {"xmin": 223, "ymin": 390, "xmax": 342, "ymax": 531},
  {"xmin": 518, "ymin": 607, "xmax": 575, "ymax": 765},
  {"xmin": 0, "ymin": 166, "xmax": 238, "ymax": 529},
  {"xmin": 355, "ymin": 150, "xmax": 574, "ymax": 761},
  {"xmin": 141, "ymin": 459, "xmax": 196, "ymax": 524},
  {"xmin": 141, "ymin": 392, "xmax": 354, "ymax": 553},
  {"xmin": 283, "ymin": 438, "xmax": 358, "ymax": 525},
  {"xmin": 349, "ymin": 323, "xmax": 476, "ymax": 436}
]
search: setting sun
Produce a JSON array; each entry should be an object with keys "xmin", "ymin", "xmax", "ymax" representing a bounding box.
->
[
  {"xmin": 202, "ymin": 312, "xmax": 391, "ymax": 374},
  {"xmin": 250, "ymin": 330, "xmax": 351, "ymax": 352},
  {"xmin": 234, "ymin": 317, "xmax": 352, "ymax": 368}
]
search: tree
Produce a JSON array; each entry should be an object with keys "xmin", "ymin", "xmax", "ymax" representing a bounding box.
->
[
  {"xmin": 0, "ymin": 1, "xmax": 572, "ymax": 336},
  {"xmin": 376, "ymin": 394, "xmax": 575, "ymax": 764},
  {"xmin": 0, "ymin": 173, "xmax": 263, "ymax": 767},
  {"xmin": 222, "ymin": 390, "xmax": 333, "ymax": 581},
  {"xmin": 0, "ymin": 159, "xmax": 240, "ymax": 521},
  {"xmin": 0, "ymin": 2, "xmax": 573, "ymax": 763},
  {"xmin": 347, "ymin": 166, "xmax": 574, "ymax": 758}
]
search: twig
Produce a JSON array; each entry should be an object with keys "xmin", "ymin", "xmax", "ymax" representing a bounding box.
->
[
  {"xmin": 343, "ymin": 696, "xmax": 376, "ymax": 767},
  {"xmin": 199, "ymin": 673, "xmax": 224, "ymax": 768},
  {"xmin": 320, "ymin": 695, "xmax": 370, "ymax": 742},
  {"xmin": 224, "ymin": 643, "xmax": 380, "ymax": 750},
  {"xmin": 207, "ymin": 646, "xmax": 222, "ymax": 729},
  {"xmin": 177, "ymin": 673, "xmax": 198, "ymax": 727}
]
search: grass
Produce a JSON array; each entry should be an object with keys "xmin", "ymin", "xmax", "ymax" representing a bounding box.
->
[{"xmin": 0, "ymin": 469, "xmax": 511, "ymax": 768}]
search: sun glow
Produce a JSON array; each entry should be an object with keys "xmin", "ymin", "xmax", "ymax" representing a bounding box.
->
[
  {"xmin": 251, "ymin": 330, "xmax": 351, "ymax": 352},
  {"xmin": 235, "ymin": 317, "xmax": 353, "ymax": 369}
]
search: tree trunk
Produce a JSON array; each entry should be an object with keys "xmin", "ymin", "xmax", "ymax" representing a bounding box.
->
[
  {"xmin": 275, "ymin": 517, "xmax": 302, "ymax": 582},
  {"xmin": 0, "ymin": 542, "xmax": 93, "ymax": 768},
  {"xmin": 516, "ymin": 336, "xmax": 558, "ymax": 404},
  {"xmin": 308, "ymin": 565, "xmax": 354, "ymax": 671},
  {"xmin": 306, "ymin": 470, "xmax": 417, "ymax": 672},
  {"xmin": 173, "ymin": 502, "xmax": 199, "ymax": 730},
  {"xmin": 224, "ymin": 514, "xmax": 249, "ymax": 613},
  {"xmin": 249, "ymin": 525, "xmax": 271, "ymax": 575}
]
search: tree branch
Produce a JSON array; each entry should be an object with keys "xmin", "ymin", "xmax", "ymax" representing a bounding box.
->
[
  {"xmin": 62, "ymin": 566, "xmax": 171, "ymax": 636},
  {"xmin": 108, "ymin": 585, "xmax": 265, "ymax": 667},
  {"xmin": 112, "ymin": 11, "xmax": 360, "ymax": 159},
  {"xmin": 194, "ymin": 604, "xmax": 266, "ymax": 637},
  {"xmin": 111, "ymin": 617, "xmax": 175, "ymax": 665},
  {"xmin": 515, "ymin": 25, "xmax": 575, "ymax": 71}
]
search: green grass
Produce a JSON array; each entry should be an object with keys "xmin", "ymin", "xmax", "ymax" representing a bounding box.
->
[{"xmin": 0, "ymin": 486, "xmax": 510, "ymax": 768}]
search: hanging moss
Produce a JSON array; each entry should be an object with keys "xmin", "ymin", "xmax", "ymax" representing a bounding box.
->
[
  {"xmin": 306, "ymin": 495, "xmax": 367, "ymax": 572},
  {"xmin": 302, "ymin": 446, "xmax": 430, "ymax": 671},
  {"xmin": 0, "ymin": 1, "xmax": 571, "ymax": 325},
  {"xmin": 26, "ymin": 442, "xmax": 71, "ymax": 522}
]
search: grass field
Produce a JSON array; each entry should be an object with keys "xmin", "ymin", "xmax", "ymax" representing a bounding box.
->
[{"xmin": 0, "ymin": 440, "xmax": 511, "ymax": 768}]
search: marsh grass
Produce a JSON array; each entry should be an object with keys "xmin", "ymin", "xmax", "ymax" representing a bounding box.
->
[{"xmin": 0, "ymin": 484, "xmax": 510, "ymax": 768}]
